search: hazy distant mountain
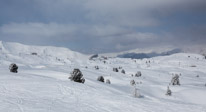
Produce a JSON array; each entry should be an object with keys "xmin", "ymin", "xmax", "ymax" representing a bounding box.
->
[
  {"xmin": 101, "ymin": 45, "xmax": 206, "ymax": 59},
  {"xmin": 117, "ymin": 48, "xmax": 182, "ymax": 59}
]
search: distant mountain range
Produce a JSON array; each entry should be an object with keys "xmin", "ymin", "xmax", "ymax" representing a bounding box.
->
[
  {"xmin": 1, "ymin": 40, "xmax": 206, "ymax": 60},
  {"xmin": 100, "ymin": 45, "xmax": 206, "ymax": 59},
  {"xmin": 117, "ymin": 49, "xmax": 182, "ymax": 59}
]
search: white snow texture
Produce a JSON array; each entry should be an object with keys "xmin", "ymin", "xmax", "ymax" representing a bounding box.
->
[{"xmin": 0, "ymin": 41, "xmax": 206, "ymax": 112}]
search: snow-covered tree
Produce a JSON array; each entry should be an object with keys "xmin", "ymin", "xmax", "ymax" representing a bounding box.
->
[
  {"xmin": 165, "ymin": 86, "xmax": 172, "ymax": 96},
  {"xmin": 121, "ymin": 69, "xmax": 125, "ymax": 74},
  {"xmin": 171, "ymin": 74, "xmax": 180, "ymax": 85},
  {"xmin": 69, "ymin": 69, "xmax": 85, "ymax": 83},
  {"xmin": 97, "ymin": 76, "xmax": 104, "ymax": 82},
  {"xmin": 130, "ymin": 79, "xmax": 142, "ymax": 98},
  {"xmin": 9, "ymin": 63, "xmax": 18, "ymax": 73},
  {"xmin": 130, "ymin": 80, "xmax": 135, "ymax": 86},
  {"xmin": 95, "ymin": 66, "xmax": 99, "ymax": 70},
  {"xmin": 135, "ymin": 71, "xmax": 142, "ymax": 77},
  {"xmin": 133, "ymin": 87, "xmax": 141, "ymax": 98},
  {"xmin": 113, "ymin": 68, "xmax": 118, "ymax": 72},
  {"xmin": 31, "ymin": 52, "xmax": 38, "ymax": 55},
  {"xmin": 106, "ymin": 79, "xmax": 111, "ymax": 84}
]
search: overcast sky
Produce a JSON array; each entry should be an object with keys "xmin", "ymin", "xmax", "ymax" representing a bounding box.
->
[{"xmin": 0, "ymin": 0, "xmax": 206, "ymax": 54}]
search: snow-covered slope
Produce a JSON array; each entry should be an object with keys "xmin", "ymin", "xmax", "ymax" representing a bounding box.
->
[
  {"xmin": 0, "ymin": 41, "xmax": 88, "ymax": 66},
  {"xmin": 0, "ymin": 41, "xmax": 206, "ymax": 112}
]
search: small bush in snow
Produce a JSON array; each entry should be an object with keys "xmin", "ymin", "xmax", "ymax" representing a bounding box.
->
[
  {"xmin": 113, "ymin": 68, "xmax": 118, "ymax": 72},
  {"xmin": 130, "ymin": 80, "xmax": 135, "ymax": 86},
  {"xmin": 121, "ymin": 69, "xmax": 125, "ymax": 74},
  {"xmin": 136, "ymin": 81, "xmax": 142, "ymax": 85},
  {"xmin": 31, "ymin": 52, "xmax": 38, "ymax": 55},
  {"xmin": 171, "ymin": 74, "xmax": 180, "ymax": 85},
  {"xmin": 135, "ymin": 71, "xmax": 142, "ymax": 77},
  {"xmin": 97, "ymin": 76, "xmax": 104, "ymax": 82},
  {"xmin": 9, "ymin": 63, "xmax": 18, "ymax": 73},
  {"xmin": 165, "ymin": 86, "xmax": 172, "ymax": 96},
  {"xmin": 95, "ymin": 66, "xmax": 99, "ymax": 70},
  {"xmin": 106, "ymin": 79, "xmax": 111, "ymax": 84},
  {"xmin": 69, "ymin": 69, "xmax": 85, "ymax": 83},
  {"xmin": 133, "ymin": 87, "xmax": 141, "ymax": 98},
  {"xmin": 190, "ymin": 65, "xmax": 197, "ymax": 67}
]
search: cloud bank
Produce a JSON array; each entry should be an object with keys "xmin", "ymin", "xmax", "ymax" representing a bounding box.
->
[{"xmin": 0, "ymin": 0, "xmax": 205, "ymax": 54}]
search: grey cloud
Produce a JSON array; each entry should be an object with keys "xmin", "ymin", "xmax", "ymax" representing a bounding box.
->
[
  {"xmin": 0, "ymin": 22, "xmax": 159, "ymax": 53},
  {"xmin": 0, "ymin": 0, "xmax": 205, "ymax": 54}
]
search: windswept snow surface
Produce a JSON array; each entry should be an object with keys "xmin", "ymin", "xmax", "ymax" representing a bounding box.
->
[{"xmin": 0, "ymin": 41, "xmax": 206, "ymax": 112}]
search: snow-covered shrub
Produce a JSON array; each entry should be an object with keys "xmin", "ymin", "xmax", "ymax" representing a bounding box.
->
[
  {"xmin": 130, "ymin": 80, "xmax": 135, "ymax": 86},
  {"xmin": 113, "ymin": 68, "xmax": 118, "ymax": 72},
  {"xmin": 106, "ymin": 79, "xmax": 111, "ymax": 84},
  {"xmin": 171, "ymin": 74, "xmax": 180, "ymax": 85},
  {"xmin": 165, "ymin": 86, "xmax": 172, "ymax": 96},
  {"xmin": 133, "ymin": 87, "xmax": 141, "ymax": 98},
  {"xmin": 121, "ymin": 69, "xmax": 125, "ymax": 74},
  {"xmin": 190, "ymin": 65, "xmax": 197, "ymax": 67},
  {"xmin": 95, "ymin": 66, "xmax": 99, "ymax": 70},
  {"xmin": 69, "ymin": 69, "xmax": 85, "ymax": 83},
  {"xmin": 136, "ymin": 81, "xmax": 142, "ymax": 85},
  {"xmin": 9, "ymin": 63, "xmax": 18, "ymax": 73},
  {"xmin": 97, "ymin": 76, "xmax": 104, "ymax": 82},
  {"xmin": 31, "ymin": 52, "xmax": 38, "ymax": 55},
  {"xmin": 135, "ymin": 71, "xmax": 142, "ymax": 77}
]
